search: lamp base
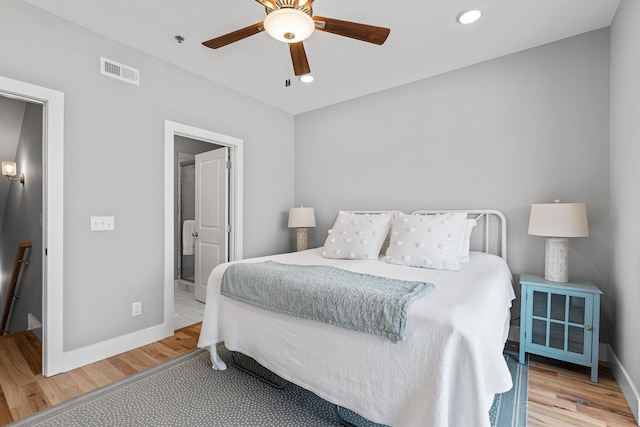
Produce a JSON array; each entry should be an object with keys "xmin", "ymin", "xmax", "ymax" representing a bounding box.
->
[
  {"xmin": 544, "ymin": 237, "xmax": 568, "ymax": 282},
  {"xmin": 296, "ymin": 228, "xmax": 308, "ymax": 252}
]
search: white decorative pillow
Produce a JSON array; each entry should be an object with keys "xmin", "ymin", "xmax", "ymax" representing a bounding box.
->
[
  {"xmin": 383, "ymin": 213, "xmax": 469, "ymax": 271},
  {"xmin": 459, "ymin": 218, "xmax": 477, "ymax": 264},
  {"xmin": 323, "ymin": 211, "xmax": 392, "ymax": 260}
]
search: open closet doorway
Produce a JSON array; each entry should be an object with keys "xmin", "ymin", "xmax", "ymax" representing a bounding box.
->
[{"xmin": 164, "ymin": 121, "xmax": 243, "ymax": 331}]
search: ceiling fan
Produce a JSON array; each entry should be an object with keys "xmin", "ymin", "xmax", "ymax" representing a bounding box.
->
[{"xmin": 202, "ymin": 0, "xmax": 390, "ymax": 76}]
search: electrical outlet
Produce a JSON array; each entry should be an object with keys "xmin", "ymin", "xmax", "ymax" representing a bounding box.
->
[{"xmin": 132, "ymin": 301, "xmax": 142, "ymax": 317}]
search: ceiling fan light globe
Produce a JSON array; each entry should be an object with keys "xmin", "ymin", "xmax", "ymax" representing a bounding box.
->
[{"xmin": 264, "ymin": 8, "xmax": 314, "ymax": 43}]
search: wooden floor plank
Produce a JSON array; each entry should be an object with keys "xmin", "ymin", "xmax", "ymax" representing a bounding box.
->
[
  {"xmin": 82, "ymin": 360, "xmax": 127, "ymax": 385},
  {"xmin": 527, "ymin": 354, "xmax": 637, "ymax": 427},
  {"xmin": 21, "ymin": 380, "xmax": 49, "ymax": 416},
  {"xmin": 528, "ymin": 401, "xmax": 607, "ymax": 427},
  {"xmin": 34, "ymin": 373, "xmax": 69, "ymax": 407},
  {"xmin": 0, "ymin": 368, "xmax": 29, "ymax": 415},
  {"xmin": 14, "ymin": 333, "xmax": 41, "ymax": 376},
  {"xmin": 50, "ymin": 371, "xmax": 87, "ymax": 402},
  {"xmin": 137, "ymin": 342, "xmax": 173, "ymax": 363},
  {"xmin": 76, "ymin": 363, "xmax": 116, "ymax": 390},
  {"xmin": 0, "ymin": 388, "xmax": 14, "ymax": 426}
]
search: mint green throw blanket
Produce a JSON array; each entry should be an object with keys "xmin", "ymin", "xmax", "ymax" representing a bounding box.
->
[{"xmin": 220, "ymin": 261, "xmax": 434, "ymax": 342}]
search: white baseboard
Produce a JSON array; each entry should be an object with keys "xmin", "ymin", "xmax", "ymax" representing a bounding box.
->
[
  {"xmin": 604, "ymin": 344, "xmax": 640, "ymax": 425},
  {"xmin": 44, "ymin": 322, "xmax": 174, "ymax": 376},
  {"xmin": 27, "ymin": 313, "xmax": 42, "ymax": 330}
]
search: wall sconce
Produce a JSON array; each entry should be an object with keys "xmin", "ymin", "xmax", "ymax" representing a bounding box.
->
[
  {"xmin": 288, "ymin": 206, "xmax": 316, "ymax": 251},
  {"xmin": 528, "ymin": 200, "xmax": 589, "ymax": 282},
  {"xmin": 2, "ymin": 161, "xmax": 24, "ymax": 185}
]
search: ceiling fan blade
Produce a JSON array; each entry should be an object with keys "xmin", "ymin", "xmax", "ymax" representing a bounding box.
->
[
  {"xmin": 289, "ymin": 42, "xmax": 311, "ymax": 76},
  {"xmin": 313, "ymin": 16, "xmax": 390, "ymax": 45},
  {"xmin": 202, "ymin": 22, "xmax": 264, "ymax": 49}
]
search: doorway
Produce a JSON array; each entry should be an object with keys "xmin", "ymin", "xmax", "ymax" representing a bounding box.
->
[
  {"xmin": 164, "ymin": 121, "xmax": 243, "ymax": 331},
  {"xmin": 173, "ymin": 139, "xmax": 228, "ymax": 327},
  {"xmin": 0, "ymin": 96, "xmax": 43, "ymax": 338},
  {"xmin": 0, "ymin": 75, "xmax": 64, "ymax": 376}
]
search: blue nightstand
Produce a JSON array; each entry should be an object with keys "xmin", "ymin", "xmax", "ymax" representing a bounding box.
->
[{"xmin": 519, "ymin": 273, "xmax": 602, "ymax": 382}]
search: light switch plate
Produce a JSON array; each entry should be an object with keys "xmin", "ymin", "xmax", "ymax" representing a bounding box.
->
[{"xmin": 91, "ymin": 216, "xmax": 115, "ymax": 231}]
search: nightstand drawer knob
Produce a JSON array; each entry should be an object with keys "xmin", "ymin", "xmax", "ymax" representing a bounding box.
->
[{"xmin": 586, "ymin": 325, "xmax": 593, "ymax": 331}]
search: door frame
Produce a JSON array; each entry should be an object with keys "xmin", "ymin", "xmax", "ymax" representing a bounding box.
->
[
  {"xmin": 0, "ymin": 75, "xmax": 64, "ymax": 376},
  {"xmin": 164, "ymin": 121, "xmax": 243, "ymax": 326}
]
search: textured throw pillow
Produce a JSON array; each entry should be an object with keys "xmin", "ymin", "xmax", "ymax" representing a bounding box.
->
[
  {"xmin": 383, "ymin": 213, "xmax": 469, "ymax": 271},
  {"xmin": 323, "ymin": 211, "xmax": 392, "ymax": 260},
  {"xmin": 459, "ymin": 218, "xmax": 477, "ymax": 264}
]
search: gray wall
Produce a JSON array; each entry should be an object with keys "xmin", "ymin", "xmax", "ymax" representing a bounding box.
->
[
  {"xmin": 0, "ymin": 96, "xmax": 27, "ymax": 233},
  {"xmin": 0, "ymin": 0, "xmax": 294, "ymax": 351},
  {"xmin": 0, "ymin": 102, "xmax": 43, "ymax": 333},
  {"xmin": 295, "ymin": 29, "xmax": 611, "ymax": 336},
  {"xmin": 610, "ymin": 0, "xmax": 640, "ymax": 401}
]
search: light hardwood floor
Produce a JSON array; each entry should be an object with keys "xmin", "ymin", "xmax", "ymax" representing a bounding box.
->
[
  {"xmin": 527, "ymin": 356, "xmax": 637, "ymax": 426},
  {"xmin": 0, "ymin": 326, "xmax": 637, "ymax": 426}
]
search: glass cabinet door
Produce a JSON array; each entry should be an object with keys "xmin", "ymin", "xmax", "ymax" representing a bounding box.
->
[{"xmin": 526, "ymin": 286, "xmax": 593, "ymax": 363}]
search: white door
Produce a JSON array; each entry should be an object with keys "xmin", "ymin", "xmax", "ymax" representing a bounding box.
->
[{"xmin": 194, "ymin": 147, "xmax": 229, "ymax": 302}]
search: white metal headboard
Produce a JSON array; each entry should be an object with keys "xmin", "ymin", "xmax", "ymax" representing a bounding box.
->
[{"xmin": 411, "ymin": 209, "xmax": 508, "ymax": 262}]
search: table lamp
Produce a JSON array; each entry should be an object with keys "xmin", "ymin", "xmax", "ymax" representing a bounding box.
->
[
  {"xmin": 528, "ymin": 201, "xmax": 589, "ymax": 282},
  {"xmin": 288, "ymin": 206, "xmax": 316, "ymax": 251}
]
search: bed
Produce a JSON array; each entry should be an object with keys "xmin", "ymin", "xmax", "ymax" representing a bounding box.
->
[{"xmin": 197, "ymin": 210, "xmax": 516, "ymax": 427}]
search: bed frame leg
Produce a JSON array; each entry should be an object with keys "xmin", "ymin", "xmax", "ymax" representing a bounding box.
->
[
  {"xmin": 335, "ymin": 406, "xmax": 361, "ymax": 427},
  {"xmin": 231, "ymin": 351, "xmax": 286, "ymax": 389}
]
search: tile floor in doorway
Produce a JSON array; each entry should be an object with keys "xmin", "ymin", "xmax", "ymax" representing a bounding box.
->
[{"xmin": 174, "ymin": 284, "xmax": 204, "ymax": 329}]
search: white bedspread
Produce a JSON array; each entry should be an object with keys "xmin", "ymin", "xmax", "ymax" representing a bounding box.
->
[{"xmin": 198, "ymin": 248, "xmax": 516, "ymax": 427}]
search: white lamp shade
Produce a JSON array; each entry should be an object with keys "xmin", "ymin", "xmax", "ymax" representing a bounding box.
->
[
  {"xmin": 288, "ymin": 207, "xmax": 316, "ymax": 228},
  {"xmin": 528, "ymin": 203, "xmax": 589, "ymax": 238},
  {"xmin": 263, "ymin": 8, "xmax": 315, "ymax": 43}
]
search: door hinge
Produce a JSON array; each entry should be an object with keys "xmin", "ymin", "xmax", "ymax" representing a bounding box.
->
[
  {"xmin": 225, "ymin": 160, "xmax": 231, "ymax": 170},
  {"xmin": 225, "ymin": 224, "xmax": 231, "ymax": 233}
]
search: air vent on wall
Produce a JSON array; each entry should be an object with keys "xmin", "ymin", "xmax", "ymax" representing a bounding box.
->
[{"xmin": 100, "ymin": 57, "xmax": 139, "ymax": 86}]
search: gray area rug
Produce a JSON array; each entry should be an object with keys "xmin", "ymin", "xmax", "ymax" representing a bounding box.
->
[
  {"xmin": 10, "ymin": 345, "xmax": 527, "ymax": 426},
  {"xmin": 489, "ymin": 351, "xmax": 528, "ymax": 427}
]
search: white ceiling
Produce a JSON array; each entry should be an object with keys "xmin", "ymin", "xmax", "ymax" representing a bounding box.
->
[{"xmin": 23, "ymin": 0, "xmax": 620, "ymax": 115}]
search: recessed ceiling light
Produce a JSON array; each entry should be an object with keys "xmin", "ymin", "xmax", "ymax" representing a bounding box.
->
[
  {"xmin": 300, "ymin": 75, "xmax": 314, "ymax": 83},
  {"xmin": 456, "ymin": 9, "xmax": 482, "ymax": 25}
]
